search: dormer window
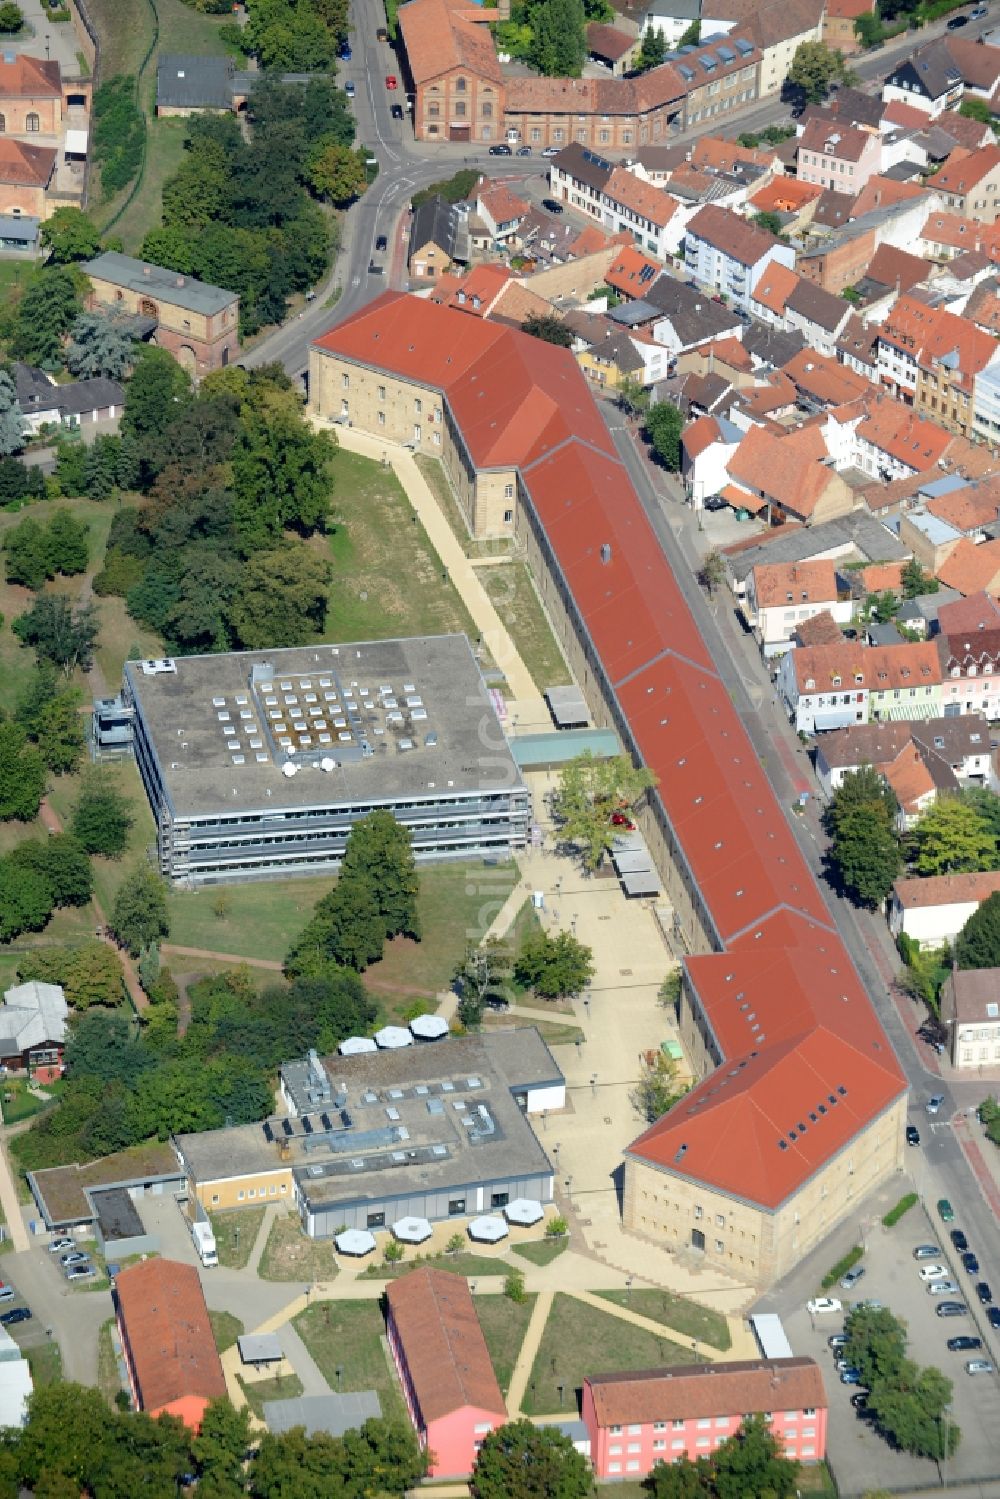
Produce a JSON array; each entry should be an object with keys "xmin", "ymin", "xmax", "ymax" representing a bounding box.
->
[
  {"xmin": 854, "ymin": 673, "xmax": 863, "ymax": 685},
  {"xmin": 805, "ymin": 678, "xmax": 816, "ymax": 690},
  {"xmin": 832, "ymin": 675, "xmax": 842, "ymax": 687}
]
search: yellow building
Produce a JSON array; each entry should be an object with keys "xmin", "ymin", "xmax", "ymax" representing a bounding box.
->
[{"xmin": 82, "ymin": 251, "xmax": 239, "ymax": 377}]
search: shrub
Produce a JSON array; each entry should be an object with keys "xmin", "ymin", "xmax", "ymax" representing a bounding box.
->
[
  {"xmin": 545, "ymin": 1215, "xmax": 568, "ymax": 1238},
  {"xmin": 383, "ymin": 1239, "xmax": 404, "ymax": 1263},
  {"xmin": 821, "ymin": 1245, "xmax": 864, "ymax": 1289},
  {"xmin": 883, "ymin": 1193, "xmax": 918, "ymax": 1228},
  {"xmin": 504, "ymin": 1268, "xmax": 527, "ymax": 1303}
]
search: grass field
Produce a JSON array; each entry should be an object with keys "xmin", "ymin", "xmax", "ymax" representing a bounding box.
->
[
  {"xmin": 209, "ymin": 1207, "xmax": 265, "ymax": 1270},
  {"xmin": 259, "ymin": 1213, "xmax": 339, "ymax": 1284},
  {"xmin": 210, "ymin": 1309, "xmax": 244, "ymax": 1354},
  {"xmin": 413, "ymin": 456, "xmax": 514, "ymax": 561},
  {"xmin": 166, "ymin": 875, "xmax": 333, "ymax": 964},
  {"xmin": 92, "ymin": 594, "xmax": 164, "ymax": 704},
  {"xmin": 595, "ymin": 1288, "xmax": 731, "ymax": 1352},
  {"xmin": 240, "ymin": 1370, "xmax": 305, "ymax": 1419},
  {"xmin": 475, "ymin": 1292, "xmax": 536, "ymax": 1398},
  {"xmin": 97, "ymin": 1318, "xmax": 121, "ymax": 1404},
  {"xmin": 521, "ymin": 1293, "xmax": 692, "ymax": 1416},
  {"xmin": 46, "ymin": 757, "xmax": 157, "ymax": 917},
  {"xmin": 25, "ymin": 1341, "xmax": 62, "ymax": 1387},
  {"xmin": 476, "ymin": 564, "xmax": 568, "ymax": 695},
  {"xmin": 108, "ymin": 117, "xmax": 190, "ymax": 255},
  {"xmin": 511, "ymin": 1235, "xmax": 568, "ymax": 1267},
  {"xmin": 363, "ymin": 1253, "xmax": 511, "ymax": 1281},
  {"xmin": 296, "ymin": 1300, "xmax": 405, "ymax": 1422},
  {"xmin": 323, "ymin": 449, "xmax": 484, "ymax": 649}
]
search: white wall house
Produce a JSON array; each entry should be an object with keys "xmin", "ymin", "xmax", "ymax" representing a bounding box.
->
[
  {"xmin": 889, "ymin": 871, "xmax": 1000, "ymax": 949},
  {"xmin": 973, "ymin": 362, "xmax": 1000, "ymax": 448},
  {"xmin": 776, "ymin": 650, "xmax": 868, "ymax": 733},
  {"xmin": 683, "ymin": 204, "xmax": 795, "ymax": 314}
]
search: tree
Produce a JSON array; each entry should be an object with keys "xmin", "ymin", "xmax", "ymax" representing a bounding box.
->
[
  {"xmin": 645, "ymin": 401, "xmax": 683, "ymax": 470},
  {"xmin": 786, "ymin": 40, "xmax": 855, "ymax": 103},
  {"xmin": 16, "ymin": 668, "xmax": 86, "ymax": 774},
  {"xmin": 12, "ymin": 267, "xmax": 82, "ymax": 367},
  {"xmin": 515, "ymin": 930, "xmax": 594, "ymax": 998},
  {"xmin": 306, "ymin": 141, "xmax": 368, "ymax": 204},
  {"xmin": 109, "ymin": 866, "xmax": 170, "ymax": 956},
  {"xmin": 0, "ymin": 859, "xmax": 53, "ymax": 941},
  {"xmin": 0, "ymin": 3, "xmax": 23, "ymax": 31},
  {"xmin": 18, "ymin": 940, "xmax": 125, "ymax": 1009},
  {"xmin": 697, "ymin": 550, "xmax": 726, "ymax": 595},
  {"xmin": 66, "ymin": 312, "xmax": 138, "ymax": 380},
  {"xmin": 854, "ymin": 11, "xmax": 885, "ymax": 47},
  {"xmin": 13, "ymin": 596, "xmax": 99, "ymax": 674},
  {"xmin": 978, "ymin": 1095, "xmax": 1000, "ymax": 1147},
  {"xmin": 868, "ymin": 1362, "xmax": 958, "ymax": 1460},
  {"xmin": 552, "ymin": 750, "xmax": 657, "ymax": 870},
  {"xmin": 455, "ymin": 937, "xmax": 514, "ymax": 1026},
  {"xmin": 631, "ymin": 1050, "xmax": 686, "ymax": 1122},
  {"xmin": 45, "ymin": 509, "xmax": 90, "ymax": 576},
  {"xmin": 901, "ymin": 557, "xmax": 937, "ymax": 599},
  {"xmin": 617, "ymin": 376, "xmax": 651, "ymax": 418},
  {"xmin": 9, "ymin": 834, "xmax": 93, "ymax": 909},
  {"xmin": 712, "ymin": 1414, "xmax": 799, "ymax": 1499},
  {"xmin": 471, "ymin": 1420, "xmax": 592, "ymax": 1499},
  {"xmin": 70, "ymin": 767, "xmax": 135, "ymax": 856},
  {"xmin": 522, "ymin": 311, "xmax": 573, "ymax": 347},
  {"xmin": 957, "ymin": 891, "xmax": 1000, "ymax": 970},
  {"xmin": 961, "ymin": 786, "xmax": 1000, "ymax": 850},
  {"xmin": 752, "ymin": 210, "xmax": 785, "ymax": 237},
  {"xmin": 638, "ymin": 25, "xmax": 666, "ymax": 70},
  {"xmin": 829, "ymin": 801, "xmax": 901, "ymax": 907},
  {"xmin": 39, "ymin": 208, "xmax": 103, "ymax": 264},
  {"xmin": 645, "ymin": 1454, "xmax": 712, "ymax": 1497},
  {"xmin": 528, "ymin": 0, "xmax": 587, "ymax": 77},
  {"xmin": 0, "ymin": 721, "xmax": 45, "ymax": 821},
  {"xmin": 0, "ymin": 371, "xmax": 24, "ymax": 457},
  {"xmin": 228, "ymin": 545, "xmax": 331, "ymax": 649},
  {"xmin": 5, "ymin": 517, "xmax": 52, "ymax": 590},
  {"xmin": 676, "ymin": 16, "xmax": 700, "ymax": 46},
  {"xmin": 230, "ymin": 393, "xmax": 335, "ymax": 548},
  {"xmin": 844, "ymin": 1305, "xmax": 909, "ymax": 1392},
  {"xmin": 340, "ymin": 811, "xmax": 421, "ymax": 939},
  {"xmin": 912, "ymin": 797, "xmax": 996, "ymax": 875},
  {"xmin": 285, "ymin": 876, "xmax": 387, "ymax": 975},
  {"xmin": 122, "ymin": 346, "xmax": 192, "ymax": 443}
]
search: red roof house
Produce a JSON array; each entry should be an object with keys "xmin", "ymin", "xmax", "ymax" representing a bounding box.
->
[{"xmin": 114, "ymin": 1258, "xmax": 226, "ymax": 1431}]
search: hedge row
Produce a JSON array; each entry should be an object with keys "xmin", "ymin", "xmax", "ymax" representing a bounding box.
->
[
  {"xmin": 821, "ymin": 1244, "xmax": 864, "ymax": 1289},
  {"xmin": 883, "ymin": 1193, "xmax": 918, "ymax": 1228}
]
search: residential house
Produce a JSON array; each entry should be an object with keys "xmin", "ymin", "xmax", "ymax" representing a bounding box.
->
[
  {"xmin": 793, "ymin": 609, "xmax": 845, "ymax": 646},
  {"xmin": 681, "ymin": 411, "xmax": 743, "ymax": 506},
  {"xmin": 401, "ymin": 0, "xmax": 505, "ymax": 145},
  {"xmin": 972, "ymin": 360, "xmax": 1000, "ymax": 446},
  {"xmin": 936, "ymin": 539, "xmax": 1000, "ymax": 599},
  {"xmin": 939, "ymin": 588, "xmax": 1000, "ymax": 633},
  {"xmin": 750, "ymin": 261, "xmax": 801, "ymax": 327},
  {"xmin": 882, "ymin": 40, "xmax": 965, "ymax": 117},
  {"xmin": 0, "ymin": 138, "xmax": 55, "ymax": 220},
  {"xmin": 641, "ymin": 0, "xmax": 701, "ymax": 48},
  {"xmin": 940, "ymin": 967, "xmax": 1000, "ymax": 1069},
  {"xmin": 476, "ymin": 181, "xmax": 529, "ymax": 245},
  {"xmin": 915, "ymin": 306, "xmax": 999, "ymax": 439},
  {"xmin": 890, "ymin": 870, "xmax": 1000, "ymax": 947},
  {"xmin": 683, "ymin": 204, "xmax": 795, "ymax": 312},
  {"xmin": 83, "ymin": 251, "xmax": 239, "ymax": 377},
  {"xmin": 784, "ymin": 279, "xmax": 852, "ymax": 357},
  {"xmin": 938, "ymin": 623, "xmax": 1000, "ymax": 716},
  {"xmin": 548, "ymin": 141, "xmax": 614, "ymax": 219},
  {"xmin": 642, "ymin": 274, "xmax": 744, "ymax": 356},
  {"xmin": 586, "ymin": 22, "xmax": 639, "ymax": 75},
  {"xmin": 776, "ymin": 640, "xmax": 941, "ymax": 732},
  {"xmin": 782, "ymin": 348, "xmax": 871, "ymax": 408},
  {"xmin": 605, "ymin": 243, "xmax": 662, "ymax": 300},
  {"xmin": 725, "ymin": 424, "xmax": 855, "ymax": 526},
  {"xmin": 0, "ymin": 981, "xmax": 67, "ymax": 1078},
  {"xmin": 0, "ymin": 52, "xmax": 87, "ymax": 135},
  {"xmin": 430, "ymin": 266, "xmax": 551, "ymax": 325},
  {"xmin": 797, "ymin": 119, "xmax": 882, "ymax": 195},
  {"xmin": 583, "ymin": 1360, "xmax": 828, "ymax": 1479},
  {"xmin": 14, "ymin": 362, "xmax": 124, "ymax": 435},
  {"xmin": 945, "ymin": 35, "xmax": 1000, "ymax": 111},
  {"xmin": 386, "ymin": 1268, "xmax": 507, "ymax": 1477},
  {"xmin": 747, "ymin": 175, "xmax": 823, "ymax": 234},
  {"xmin": 814, "ymin": 712, "xmax": 990, "ymax": 796},
  {"xmin": 931, "ymin": 144, "xmax": 1000, "ymax": 224},
  {"xmin": 745, "ymin": 559, "xmax": 851, "ymax": 656},
  {"xmin": 897, "ymin": 585, "xmax": 963, "ymax": 636},
  {"xmin": 877, "ymin": 294, "xmax": 943, "ymax": 403},
  {"xmin": 114, "ymin": 1258, "xmax": 227, "ymax": 1431},
  {"xmin": 408, "ymin": 196, "xmax": 467, "ymax": 280},
  {"xmin": 599, "ymin": 167, "xmax": 679, "ymax": 258},
  {"xmin": 823, "ymin": 0, "xmax": 877, "ymax": 54},
  {"xmin": 734, "ymin": 0, "xmax": 824, "ymax": 99},
  {"xmin": 824, "ymin": 394, "xmax": 953, "ymax": 482},
  {"xmin": 919, "ymin": 209, "xmax": 1000, "ymax": 262},
  {"xmin": 669, "ymin": 35, "xmax": 764, "ymax": 132},
  {"xmin": 155, "ymin": 54, "xmax": 245, "ymax": 115}
]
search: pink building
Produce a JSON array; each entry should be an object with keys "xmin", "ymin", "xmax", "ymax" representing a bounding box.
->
[
  {"xmin": 797, "ymin": 118, "xmax": 882, "ymax": 193},
  {"xmin": 385, "ymin": 1268, "xmax": 507, "ymax": 1478},
  {"xmin": 582, "ymin": 1359, "xmax": 828, "ymax": 1480}
]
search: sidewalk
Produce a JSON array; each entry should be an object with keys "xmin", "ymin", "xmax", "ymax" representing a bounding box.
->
[{"xmin": 0, "ymin": 1140, "xmax": 28, "ymax": 1252}]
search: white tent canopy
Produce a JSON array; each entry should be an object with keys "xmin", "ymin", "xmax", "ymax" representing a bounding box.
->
[
  {"xmin": 335, "ymin": 1229, "xmax": 377, "ymax": 1256},
  {"xmin": 375, "ymin": 1026, "xmax": 413, "ymax": 1049},
  {"xmin": 468, "ymin": 1215, "xmax": 508, "ymax": 1243},
  {"xmin": 410, "ymin": 1014, "xmax": 449, "ymax": 1040},
  {"xmin": 504, "ymin": 1198, "xmax": 544, "ymax": 1226},
  {"xmin": 392, "ymin": 1216, "xmax": 433, "ymax": 1243},
  {"xmin": 339, "ymin": 1036, "xmax": 378, "ymax": 1056}
]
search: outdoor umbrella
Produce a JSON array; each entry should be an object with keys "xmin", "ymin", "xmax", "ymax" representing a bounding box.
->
[
  {"xmin": 392, "ymin": 1216, "xmax": 433, "ymax": 1244},
  {"xmin": 339, "ymin": 1036, "xmax": 378, "ymax": 1056},
  {"xmin": 409, "ymin": 1015, "xmax": 449, "ymax": 1041},
  {"xmin": 374, "ymin": 1026, "xmax": 413, "ymax": 1049},
  {"xmin": 334, "ymin": 1229, "xmax": 377, "ymax": 1257},
  {"xmin": 504, "ymin": 1198, "xmax": 544, "ymax": 1226},
  {"xmin": 468, "ymin": 1215, "xmax": 509, "ymax": 1243}
]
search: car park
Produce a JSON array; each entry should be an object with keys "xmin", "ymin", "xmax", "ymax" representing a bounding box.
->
[
  {"xmin": 951, "ymin": 1228, "xmax": 969, "ymax": 1252},
  {"xmin": 65, "ymin": 1265, "xmax": 95, "ymax": 1282},
  {"xmin": 807, "ymin": 1297, "xmax": 843, "ymax": 1315},
  {"xmin": 906, "ymin": 1125, "xmax": 921, "ymax": 1146},
  {"xmin": 390, "ymin": 103, "xmax": 404, "ymax": 118},
  {"xmin": 828, "ymin": 1333, "xmax": 848, "ymax": 1349},
  {"xmin": 948, "ymin": 1336, "xmax": 983, "ymax": 1351},
  {"xmin": 48, "ymin": 1238, "xmax": 74, "ymax": 1254},
  {"xmin": 841, "ymin": 1267, "xmax": 866, "ymax": 1291},
  {"xmin": 988, "ymin": 1307, "xmax": 1000, "ymax": 1330},
  {"xmin": 966, "ymin": 1359, "xmax": 994, "ymax": 1374},
  {"xmin": 840, "ymin": 1367, "xmax": 863, "ymax": 1384},
  {"xmin": 963, "ymin": 1252, "xmax": 980, "ymax": 1276},
  {"xmin": 938, "ymin": 1198, "xmax": 955, "ymax": 1221},
  {"xmin": 488, "ymin": 144, "xmax": 512, "ymax": 155},
  {"xmin": 0, "ymin": 1308, "xmax": 30, "ymax": 1326},
  {"xmin": 914, "ymin": 1244, "xmax": 942, "ymax": 1260},
  {"xmin": 385, "ymin": 74, "xmax": 397, "ymax": 88},
  {"xmin": 936, "ymin": 1301, "xmax": 969, "ymax": 1317},
  {"xmin": 977, "ymin": 1282, "xmax": 993, "ymax": 1305},
  {"xmin": 918, "ymin": 1264, "xmax": 947, "ymax": 1281},
  {"xmin": 927, "ymin": 1095, "xmax": 945, "ymax": 1116}
]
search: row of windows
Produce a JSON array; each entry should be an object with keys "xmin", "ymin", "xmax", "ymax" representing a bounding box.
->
[
  {"xmin": 0, "ymin": 113, "xmax": 41, "ymax": 131},
  {"xmin": 210, "ymin": 1182, "xmax": 288, "ymax": 1203}
]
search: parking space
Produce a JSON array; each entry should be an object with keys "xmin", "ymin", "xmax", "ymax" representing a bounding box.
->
[{"xmin": 768, "ymin": 1190, "xmax": 1000, "ymax": 1495}]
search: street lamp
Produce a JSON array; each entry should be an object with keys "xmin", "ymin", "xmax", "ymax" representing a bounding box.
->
[
  {"xmin": 336, "ymin": 1365, "xmax": 344, "ymax": 1392},
  {"xmin": 626, "ymin": 1275, "xmax": 634, "ymax": 1304}
]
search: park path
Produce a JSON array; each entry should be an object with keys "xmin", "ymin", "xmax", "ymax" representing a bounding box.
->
[
  {"xmin": 505, "ymin": 1288, "xmax": 552, "ymax": 1417},
  {"xmin": 38, "ymin": 797, "xmax": 147, "ymax": 1012},
  {"xmin": 246, "ymin": 1203, "xmax": 281, "ymax": 1275},
  {"xmin": 160, "ymin": 943, "xmax": 283, "ymax": 972},
  {"xmin": 0, "ymin": 1139, "xmax": 28, "ymax": 1252}
]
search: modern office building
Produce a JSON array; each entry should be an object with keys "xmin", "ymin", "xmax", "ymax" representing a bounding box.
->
[{"xmin": 115, "ymin": 635, "xmax": 528, "ymax": 886}]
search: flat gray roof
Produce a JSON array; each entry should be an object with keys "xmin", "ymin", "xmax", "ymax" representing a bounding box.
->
[
  {"xmin": 125, "ymin": 635, "xmax": 524, "ymax": 820},
  {"xmin": 238, "ymin": 1333, "xmax": 283, "ymax": 1364},
  {"xmin": 263, "ymin": 1391, "xmax": 381, "ymax": 1436},
  {"xmin": 83, "ymin": 251, "xmax": 238, "ymax": 316},
  {"xmin": 177, "ymin": 1030, "xmax": 561, "ymax": 1209},
  {"xmin": 726, "ymin": 514, "xmax": 907, "ymax": 583}
]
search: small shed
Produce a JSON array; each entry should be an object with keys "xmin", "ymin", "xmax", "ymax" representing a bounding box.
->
[{"xmin": 237, "ymin": 1333, "xmax": 283, "ymax": 1368}]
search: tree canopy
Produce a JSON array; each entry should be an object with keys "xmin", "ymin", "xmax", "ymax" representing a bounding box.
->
[
  {"xmin": 824, "ymin": 767, "xmax": 901, "ymax": 908},
  {"xmin": 957, "ymin": 890, "xmax": 1000, "ymax": 970},
  {"xmin": 514, "ymin": 929, "xmax": 594, "ymax": 998},
  {"xmin": 912, "ymin": 797, "xmax": 996, "ymax": 876},
  {"xmin": 644, "ymin": 1414, "xmax": 798, "ymax": 1497},
  {"xmin": 645, "ymin": 402, "xmax": 683, "ymax": 470},
  {"xmin": 552, "ymin": 751, "xmax": 658, "ymax": 870},
  {"xmin": 786, "ymin": 40, "xmax": 855, "ymax": 103},
  {"xmin": 471, "ymin": 1419, "xmax": 592, "ymax": 1499}
]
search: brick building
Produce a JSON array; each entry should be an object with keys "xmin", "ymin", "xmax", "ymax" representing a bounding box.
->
[{"xmin": 82, "ymin": 251, "xmax": 239, "ymax": 377}]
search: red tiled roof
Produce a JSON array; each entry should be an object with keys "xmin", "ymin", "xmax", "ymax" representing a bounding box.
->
[
  {"xmin": 604, "ymin": 167, "xmax": 677, "ymax": 228},
  {"xmin": 0, "ymin": 54, "xmax": 61, "ymax": 97},
  {"xmin": 852, "ymin": 176, "xmax": 928, "ymax": 217},
  {"xmin": 586, "ymin": 21, "xmax": 636, "ymax": 60},
  {"xmin": 312, "ymin": 294, "xmax": 905, "ymax": 1212},
  {"xmin": 859, "ymin": 562, "xmax": 905, "ymax": 593},
  {"xmin": 752, "ymin": 262, "xmax": 800, "ymax": 316},
  {"xmin": 936, "ymin": 537, "xmax": 1000, "ymax": 597},
  {"xmin": 894, "ymin": 870, "xmax": 1000, "ymax": 908},
  {"xmin": 703, "ymin": 336, "xmax": 753, "ymax": 373},
  {"xmin": 825, "ymin": 0, "xmax": 874, "ymax": 17},
  {"xmin": 606, "ymin": 244, "xmax": 661, "ymax": 297},
  {"xmin": 0, "ymin": 138, "xmax": 55, "ymax": 189},
  {"xmin": 926, "ymin": 484, "xmax": 1000, "ymax": 534},
  {"xmin": 399, "ymin": 0, "xmax": 503, "ymax": 86},
  {"xmin": 686, "ymin": 204, "xmax": 782, "ymax": 266},
  {"xmin": 387, "ymin": 1268, "xmax": 505, "ymax": 1423},
  {"xmin": 932, "ymin": 143, "xmax": 1000, "ymax": 197},
  {"xmin": 681, "ymin": 413, "xmax": 722, "ymax": 461},
  {"xmin": 586, "ymin": 1359, "xmax": 827, "ymax": 1426},
  {"xmin": 794, "ymin": 609, "xmax": 843, "ymax": 646},
  {"xmin": 748, "ymin": 177, "xmax": 822, "ymax": 215},
  {"xmin": 752, "ymin": 559, "xmax": 837, "ymax": 608},
  {"xmin": 884, "ymin": 746, "xmax": 937, "ymax": 814},
  {"xmin": 782, "ymin": 349, "xmax": 870, "ymax": 407},
  {"xmin": 881, "ymin": 99, "xmax": 932, "ymax": 129},
  {"xmin": 937, "ymin": 589, "xmax": 1000, "ymax": 634},
  {"xmin": 790, "ymin": 639, "xmax": 941, "ymax": 691},
  {"xmin": 854, "ymin": 395, "xmax": 952, "ymax": 471},
  {"xmin": 477, "ymin": 182, "xmax": 529, "ymax": 226},
  {"xmin": 114, "ymin": 1258, "xmax": 226, "ymax": 1417},
  {"xmin": 727, "ymin": 425, "xmax": 839, "ymax": 520},
  {"xmin": 799, "ymin": 118, "xmax": 874, "ymax": 163}
]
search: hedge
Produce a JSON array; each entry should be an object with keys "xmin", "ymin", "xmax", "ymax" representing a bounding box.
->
[
  {"xmin": 883, "ymin": 1193, "xmax": 918, "ymax": 1228},
  {"xmin": 821, "ymin": 1245, "xmax": 864, "ymax": 1290}
]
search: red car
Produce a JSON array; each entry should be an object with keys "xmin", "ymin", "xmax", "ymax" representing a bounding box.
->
[
  {"xmin": 385, "ymin": 74, "xmax": 398, "ymax": 89},
  {"xmin": 611, "ymin": 810, "xmax": 635, "ymax": 829}
]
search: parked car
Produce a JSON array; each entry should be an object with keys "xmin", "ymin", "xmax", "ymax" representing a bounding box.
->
[
  {"xmin": 936, "ymin": 1302, "xmax": 969, "ymax": 1317},
  {"xmin": 947, "ymin": 12, "xmax": 969, "ymax": 24},
  {"xmin": 385, "ymin": 74, "xmax": 398, "ymax": 88},
  {"xmin": 840, "ymin": 1267, "xmax": 866, "ymax": 1291},
  {"xmin": 927, "ymin": 1279, "xmax": 959, "ymax": 1296},
  {"xmin": 0, "ymin": 1308, "xmax": 30, "ymax": 1326},
  {"xmin": 390, "ymin": 103, "xmax": 404, "ymax": 118},
  {"xmin": 541, "ymin": 146, "xmax": 560, "ymax": 157},
  {"xmin": 918, "ymin": 1265, "xmax": 948, "ymax": 1281},
  {"xmin": 828, "ymin": 1334, "xmax": 848, "ymax": 1349},
  {"xmin": 60, "ymin": 1251, "xmax": 90, "ymax": 1267},
  {"xmin": 937, "ymin": 1198, "xmax": 955, "ymax": 1222},
  {"xmin": 65, "ymin": 1265, "xmax": 95, "ymax": 1282},
  {"xmin": 344, "ymin": 80, "xmax": 355, "ymax": 99},
  {"xmin": 488, "ymin": 144, "xmax": 512, "ymax": 155},
  {"xmin": 704, "ymin": 495, "xmax": 729, "ymax": 512},
  {"xmin": 48, "ymin": 1238, "xmax": 74, "ymax": 1254},
  {"xmin": 835, "ymin": 1358, "xmax": 853, "ymax": 1372},
  {"xmin": 927, "ymin": 1095, "xmax": 945, "ymax": 1116},
  {"xmin": 947, "ymin": 1336, "xmax": 983, "ymax": 1351},
  {"xmin": 913, "ymin": 1244, "xmax": 942, "ymax": 1260},
  {"xmin": 851, "ymin": 1392, "xmax": 869, "ymax": 1411},
  {"xmin": 338, "ymin": 40, "xmax": 351, "ymax": 58},
  {"xmin": 375, "ymin": 234, "xmax": 388, "ymax": 252},
  {"xmin": 906, "ymin": 1125, "xmax": 921, "ymax": 1146},
  {"xmin": 962, "ymin": 1251, "xmax": 980, "ymax": 1276},
  {"xmin": 966, "ymin": 1359, "xmax": 994, "ymax": 1374},
  {"xmin": 971, "ymin": 4, "xmax": 988, "ymax": 15},
  {"xmin": 977, "ymin": 1282, "xmax": 993, "ymax": 1305},
  {"xmin": 840, "ymin": 1367, "xmax": 863, "ymax": 1384},
  {"xmin": 988, "ymin": 1306, "xmax": 1000, "ymax": 1330},
  {"xmin": 517, "ymin": 146, "xmax": 532, "ymax": 155},
  {"xmin": 0, "ymin": 1286, "xmax": 14, "ymax": 1303},
  {"xmin": 376, "ymin": 25, "xmax": 388, "ymax": 39},
  {"xmin": 807, "ymin": 1297, "xmax": 843, "ymax": 1315},
  {"xmin": 951, "ymin": 1228, "xmax": 969, "ymax": 1252},
  {"xmin": 367, "ymin": 261, "xmax": 384, "ymax": 276},
  {"xmin": 541, "ymin": 198, "xmax": 564, "ymax": 214}
]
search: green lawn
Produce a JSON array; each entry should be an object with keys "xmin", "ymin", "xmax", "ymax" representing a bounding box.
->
[
  {"xmin": 25, "ymin": 1341, "xmax": 62, "ymax": 1387},
  {"xmin": 295, "ymin": 1300, "xmax": 405, "ymax": 1422},
  {"xmin": 209, "ymin": 1207, "xmax": 265, "ymax": 1270},
  {"xmin": 596, "ymin": 1287, "xmax": 731, "ymax": 1352},
  {"xmin": 209, "ymin": 1309, "xmax": 244, "ymax": 1354},
  {"xmin": 482, "ymin": 1014, "xmax": 583, "ymax": 1048},
  {"xmin": 413, "ymin": 455, "xmax": 514, "ymax": 562},
  {"xmin": 92, "ymin": 590, "xmax": 165, "ymax": 694},
  {"xmin": 240, "ymin": 1370, "xmax": 304, "ymax": 1419},
  {"xmin": 0, "ymin": 1079, "xmax": 64, "ymax": 1125},
  {"xmin": 521, "ymin": 1293, "xmax": 694, "ymax": 1416},
  {"xmin": 97, "ymin": 1318, "xmax": 121, "ymax": 1404},
  {"xmin": 511, "ymin": 1236, "xmax": 568, "ymax": 1267},
  {"xmin": 476, "ymin": 563, "xmax": 568, "ymax": 696},
  {"xmin": 475, "ymin": 1292, "xmax": 536, "ymax": 1398},
  {"xmin": 46, "ymin": 757, "xmax": 157, "ymax": 918},
  {"xmin": 259, "ymin": 1213, "xmax": 339, "ymax": 1284},
  {"xmin": 363, "ymin": 1253, "xmax": 511, "ymax": 1281},
  {"xmin": 166, "ymin": 875, "xmax": 335, "ymax": 964},
  {"xmin": 323, "ymin": 449, "xmax": 484, "ymax": 648},
  {"xmin": 108, "ymin": 117, "xmax": 190, "ymax": 255}
]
